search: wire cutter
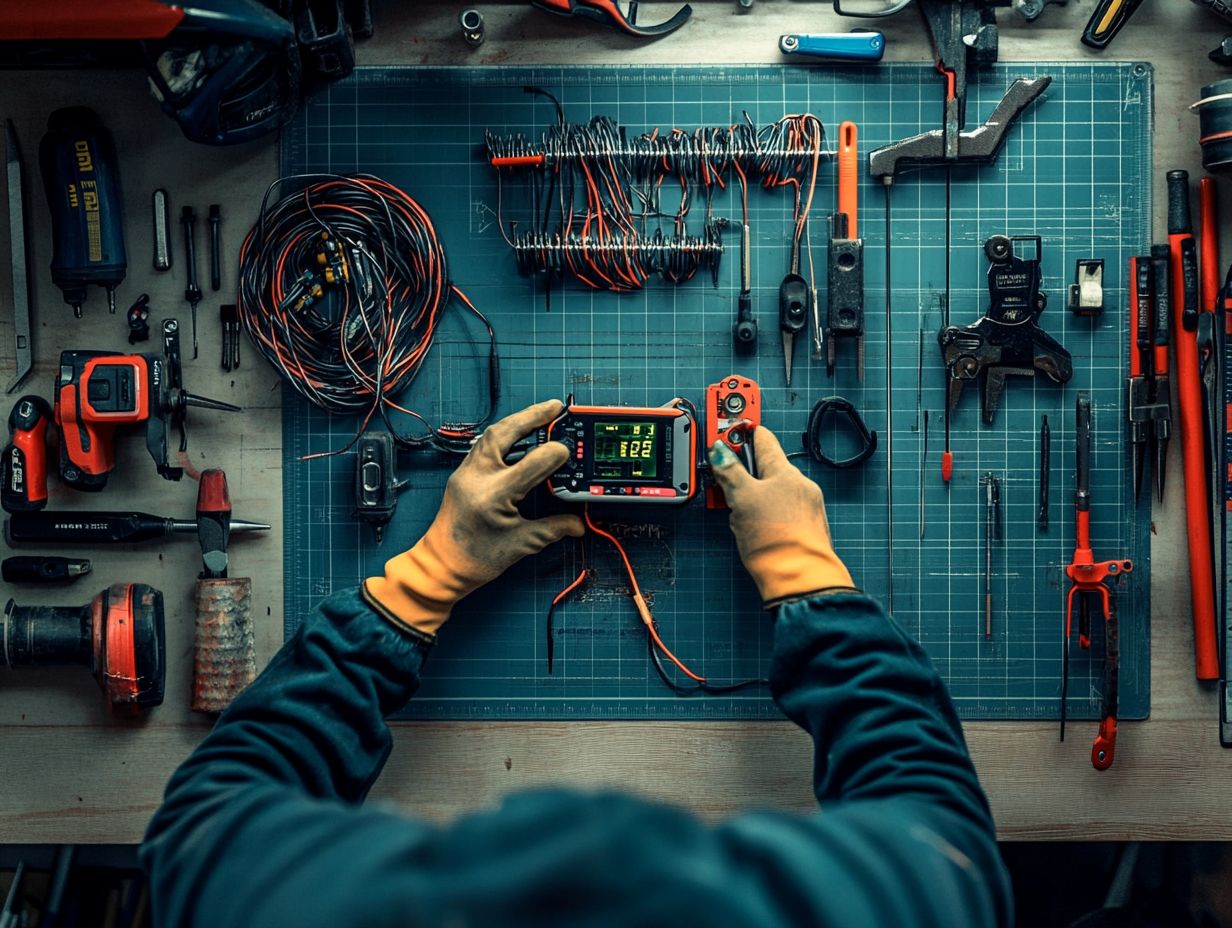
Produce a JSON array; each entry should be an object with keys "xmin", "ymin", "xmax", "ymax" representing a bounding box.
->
[
  {"xmin": 532, "ymin": 0, "xmax": 693, "ymax": 38},
  {"xmin": 1062, "ymin": 392, "xmax": 1133, "ymax": 770},
  {"xmin": 1127, "ymin": 252, "xmax": 1172, "ymax": 502}
]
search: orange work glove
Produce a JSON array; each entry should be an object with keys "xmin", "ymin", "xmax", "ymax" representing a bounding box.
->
[
  {"xmin": 362, "ymin": 399, "xmax": 584, "ymax": 637},
  {"xmin": 708, "ymin": 425, "xmax": 853, "ymax": 606}
]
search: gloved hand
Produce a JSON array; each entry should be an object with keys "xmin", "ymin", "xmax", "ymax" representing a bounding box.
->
[
  {"xmin": 362, "ymin": 399, "xmax": 584, "ymax": 637},
  {"xmin": 709, "ymin": 425, "xmax": 853, "ymax": 605}
]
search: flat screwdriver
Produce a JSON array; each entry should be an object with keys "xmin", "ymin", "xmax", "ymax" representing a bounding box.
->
[
  {"xmin": 182, "ymin": 205, "xmax": 202, "ymax": 358},
  {"xmin": 7, "ymin": 510, "xmax": 270, "ymax": 546}
]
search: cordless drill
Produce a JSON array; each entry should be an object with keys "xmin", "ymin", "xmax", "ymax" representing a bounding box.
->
[
  {"xmin": 2, "ymin": 582, "xmax": 166, "ymax": 714},
  {"xmin": 55, "ymin": 319, "xmax": 239, "ymax": 490}
]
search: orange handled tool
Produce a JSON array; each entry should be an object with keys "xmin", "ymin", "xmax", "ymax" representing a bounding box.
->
[
  {"xmin": 1168, "ymin": 170, "xmax": 1220, "ymax": 680},
  {"xmin": 837, "ymin": 121, "xmax": 858, "ymax": 239},
  {"xmin": 2, "ymin": 396, "xmax": 51, "ymax": 513},
  {"xmin": 1062, "ymin": 392, "xmax": 1133, "ymax": 770}
]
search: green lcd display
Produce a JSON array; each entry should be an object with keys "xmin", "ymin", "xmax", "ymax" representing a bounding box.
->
[{"xmin": 593, "ymin": 421, "xmax": 658, "ymax": 478}]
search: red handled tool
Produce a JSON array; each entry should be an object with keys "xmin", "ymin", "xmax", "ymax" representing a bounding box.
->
[
  {"xmin": 2, "ymin": 582, "xmax": 165, "ymax": 715},
  {"xmin": 54, "ymin": 318, "xmax": 238, "ymax": 491},
  {"xmin": 192, "ymin": 468, "xmax": 259, "ymax": 713},
  {"xmin": 1198, "ymin": 178, "xmax": 1222, "ymax": 560},
  {"xmin": 704, "ymin": 375, "xmax": 760, "ymax": 509},
  {"xmin": 1168, "ymin": 169, "xmax": 1220, "ymax": 681},
  {"xmin": 1062, "ymin": 392, "xmax": 1133, "ymax": 770},
  {"xmin": 1126, "ymin": 250, "xmax": 1172, "ymax": 503},
  {"xmin": 532, "ymin": 0, "xmax": 692, "ymax": 37},
  {"xmin": 2, "ymin": 395, "xmax": 51, "ymax": 513}
]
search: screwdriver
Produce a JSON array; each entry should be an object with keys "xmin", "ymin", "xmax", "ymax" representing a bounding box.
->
[
  {"xmin": 183, "ymin": 205, "xmax": 202, "ymax": 358},
  {"xmin": 7, "ymin": 510, "xmax": 270, "ymax": 546}
]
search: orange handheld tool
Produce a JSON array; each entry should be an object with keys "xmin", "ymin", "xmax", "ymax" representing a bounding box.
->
[
  {"xmin": 1062, "ymin": 392, "xmax": 1133, "ymax": 770},
  {"xmin": 704, "ymin": 375, "xmax": 760, "ymax": 509},
  {"xmin": 54, "ymin": 319, "xmax": 239, "ymax": 491},
  {"xmin": 2, "ymin": 395, "xmax": 51, "ymax": 513},
  {"xmin": 1168, "ymin": 169, "xmax": 1220, "ymax": 680},
  {"xmin": 2, "ymin": 582, "xmax": 165, "ymax": 715}
]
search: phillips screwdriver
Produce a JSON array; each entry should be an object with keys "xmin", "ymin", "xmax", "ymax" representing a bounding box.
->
[{"xmin": 7, "ymin": 510, "xmax": 270, "ymax": 546}]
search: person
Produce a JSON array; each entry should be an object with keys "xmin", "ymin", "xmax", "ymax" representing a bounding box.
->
[{"xmin": 141, "ymin": 399, "xmax": 1012, "ymax": 927}]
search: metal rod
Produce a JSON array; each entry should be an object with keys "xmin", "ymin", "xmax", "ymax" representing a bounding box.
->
[{"xmin": 884, "ymin": 179, "xmax": 894, "ymax": 614}]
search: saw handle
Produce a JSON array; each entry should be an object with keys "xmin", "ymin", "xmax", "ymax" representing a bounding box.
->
[{"xmin": 837, "ymin": 121, "xmax": 858, "ymax": 238}]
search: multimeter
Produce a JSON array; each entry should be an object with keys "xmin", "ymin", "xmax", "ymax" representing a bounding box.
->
[{"xmin": 538, "ymin": 401, "xmax": 698, "ymax": 504}]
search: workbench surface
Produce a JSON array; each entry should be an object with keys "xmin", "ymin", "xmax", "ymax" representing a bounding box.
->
[{"xmin": 1, "ymin": 1, "xmax": 1228, "ymax": 843}]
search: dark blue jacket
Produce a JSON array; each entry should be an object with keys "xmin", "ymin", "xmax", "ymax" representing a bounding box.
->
[{"xmin": 141, "ymin": 588, "xmax": 1011, "ymax": 927}]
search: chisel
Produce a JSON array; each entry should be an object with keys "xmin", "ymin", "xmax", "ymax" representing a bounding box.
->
[{"xmin": 7, "ymin": 510, "xmax": 270, "ymax": 545}]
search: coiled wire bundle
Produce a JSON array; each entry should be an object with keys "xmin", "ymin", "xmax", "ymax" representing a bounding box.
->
[{"xmin": 237, "ymin": 173, "xmax": 497, "ymax": 452}]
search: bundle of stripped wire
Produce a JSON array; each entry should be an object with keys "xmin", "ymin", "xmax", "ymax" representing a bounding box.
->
[
  {"xmin": 237, "ymin": 173, "xmax": 498, "ymax": 454},
  {"xmin": 486, "ymin": 97, "xmax": 828, "ymax": 292}
]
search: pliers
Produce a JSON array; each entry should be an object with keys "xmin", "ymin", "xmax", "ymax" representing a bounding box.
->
[
  {"xmin": 1062, "ymin": 392, "xmax": 1133, "ymax": 770},
  {"xmin": 1127, "ymin": 251, "xmax": 1172, "ymax": 503},
  {"xmin": 532, "ymin": 0, "xmax": 693, "ymax": 37}
]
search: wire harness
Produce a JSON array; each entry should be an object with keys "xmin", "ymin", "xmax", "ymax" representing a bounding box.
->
[{"xmin": 237, "ymin": 173, "xmax": 498, "ymax": 454}]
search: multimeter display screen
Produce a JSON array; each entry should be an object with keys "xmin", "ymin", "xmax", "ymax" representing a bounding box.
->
[{"xmin": 593, "ymin": 421, "xmax": 658, "ymax": 478}]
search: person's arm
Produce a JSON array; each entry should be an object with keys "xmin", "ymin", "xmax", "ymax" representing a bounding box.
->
[
  {"xmin": 142, "ymin": 414, "xmax": 1010, "ymax": 928},
  {"xmin": 707, "ymin": 429, "xmax": 1010, "ymax": 923}
]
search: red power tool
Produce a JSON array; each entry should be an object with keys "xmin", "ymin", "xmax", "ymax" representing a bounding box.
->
[
  {"xmin": 705, "ymin": 375, "xmax": 760, "ymax": 509},
  {"xmin": 2, "ymin": 395, "xmax": 51, "ymax": 512},
  {"xmin": 54, "ymin": 318, "xmax": 238, "ymax": 490},
  {"xmin": 2, "ymin": 582, "xmax": 166, "ymax": 715}
]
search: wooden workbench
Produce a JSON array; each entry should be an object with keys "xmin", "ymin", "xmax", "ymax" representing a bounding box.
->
[{"xmin": 1, "ymin": 1, "xmax": 1228, "ymax": 844}]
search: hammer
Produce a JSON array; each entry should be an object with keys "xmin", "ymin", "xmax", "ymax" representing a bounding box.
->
[{"xmin": 192, "ymin": 469, "xmax": 259, "ymax": 713}]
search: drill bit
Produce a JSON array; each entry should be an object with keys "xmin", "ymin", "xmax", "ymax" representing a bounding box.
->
[{"xmin": 182, "ymin": 205, "xmax": 202, "ymax": 358}]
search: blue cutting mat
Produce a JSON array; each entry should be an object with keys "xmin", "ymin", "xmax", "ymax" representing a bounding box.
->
[{"xmin": 280, "ymin": 63, "xmax": 1152, "ymax": 721}]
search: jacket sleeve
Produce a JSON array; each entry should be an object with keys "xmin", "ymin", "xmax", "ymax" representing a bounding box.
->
[{"xmin": 141, "ymin": 587, "xmax": 1011, "ymax": 928}]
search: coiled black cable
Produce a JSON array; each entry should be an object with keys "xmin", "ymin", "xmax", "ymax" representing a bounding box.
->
[{"xmin": 237, "ymin": 173, "xmax": 499, "ymax": 454}]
